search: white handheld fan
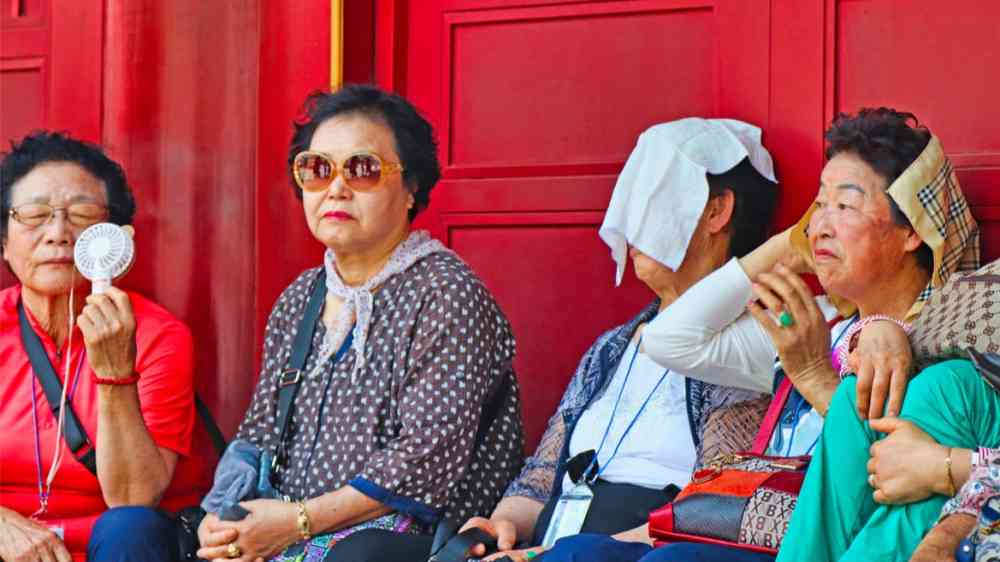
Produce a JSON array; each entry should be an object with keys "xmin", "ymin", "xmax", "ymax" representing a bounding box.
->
[{"xmin": 74, "ymin": 223, "xmax": 136, "ymax": 294}]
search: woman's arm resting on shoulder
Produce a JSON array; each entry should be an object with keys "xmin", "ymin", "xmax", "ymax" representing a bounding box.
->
[
  {"xmin": 642, "ymin": 228, "xmax": 810, "ymax": 394},
  {"xmin": 642, "ymin": 258, "xmax": 776, "ymax": 393}
]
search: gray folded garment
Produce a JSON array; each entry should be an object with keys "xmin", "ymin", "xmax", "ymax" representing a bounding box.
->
[{"xmin": 200, "ymin": 438, "xmax": 277, "ymax": 514}]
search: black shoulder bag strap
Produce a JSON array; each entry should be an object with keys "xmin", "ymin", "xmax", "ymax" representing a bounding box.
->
[
  {"xmin": 195, "ymin": 394, "xmax": 228, "ymax": 458},
  {"xmin": 271, "ymin": 271, "xmax": 330, "ymax": 477},
  {"xmin": 18, "ymin": 300, "xmax": 98, "ymax": 475}
]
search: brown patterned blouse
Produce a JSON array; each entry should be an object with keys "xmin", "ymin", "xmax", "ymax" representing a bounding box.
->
[{"xmin": 235, "ymin": 252, "xmax": 524, "ymax": 524}]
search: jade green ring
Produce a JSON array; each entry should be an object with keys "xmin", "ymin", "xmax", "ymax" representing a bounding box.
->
[
  {"xmin": 779, "ymin": 310, "xmax": 796, "ymax": 328},
  {"xmin": 525, "ymin": 552, "xmax": 539, "ymax": 560}
]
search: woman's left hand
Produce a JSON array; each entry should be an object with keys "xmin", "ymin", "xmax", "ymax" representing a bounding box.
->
[
  {"xmin": 197, "ymin": 499, "xmax": 299, "ymax": 562},
  {"xmin": 482, "ymin": 546, "xmax": 545, "ymax": 561},
  {"xmin": 849, "ymin": 320, "xmax": 914, "ymax": 420},
  {"xmin": 77, "ymin": 287, "xmax": 137, "ymax": 380},
  {"xmin": 867, "ymin": 417, "xmax": 946, "ymax": 504}
]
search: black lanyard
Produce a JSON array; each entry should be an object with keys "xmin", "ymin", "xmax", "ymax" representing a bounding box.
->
[{"xmin": 18, "ymin": 300, "xmax": 97, "ymax": 475}]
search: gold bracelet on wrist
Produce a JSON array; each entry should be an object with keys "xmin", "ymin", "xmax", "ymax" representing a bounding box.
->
[
  {"xmin": 945, "ymin": 447, "xmax": 957, "ymax": 497},
  {"xmin": 295, "ymin": 500, "xmax": 312, "ymax": 541}
]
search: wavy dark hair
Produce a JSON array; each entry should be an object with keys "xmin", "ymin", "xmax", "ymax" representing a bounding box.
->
[
  {"xmin": 1, "ymin": 130, "xmax": 136, "ymax": 243},
  {"xmin": 706, "ymin": 158, "xmax": 779, "ymax": 259},
  {"xmin": 824, "ymin": 107, "xmax": 933, "ymax": 272},
  {"xmin": 288, "ymin": 85, "xmax": 441, "ymax": 221}
]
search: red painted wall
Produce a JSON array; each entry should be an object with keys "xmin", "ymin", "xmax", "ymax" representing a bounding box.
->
[
  {"xmin": 102, "ymin": 0, "xmax": 263, "ymax": 436},
  {"xmin": 388, "ymin": 0, "xmax": 1000, "ymax": 452},
  {"xmin": 1, "ymin": 0, "xmax": 103, "ymax": 288},
  {"xmin": 3, "ymin": 0, "xmax": 999, "ymax": 456}
]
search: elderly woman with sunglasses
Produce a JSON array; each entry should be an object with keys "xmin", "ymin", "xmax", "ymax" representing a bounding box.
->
[
  {"xmin": 195, "ymin": 85, "xmax": 524, "ymax": 562},
  {"xmin": 0, "ymin": 131, "xmax": 206, "ymax": 562}
]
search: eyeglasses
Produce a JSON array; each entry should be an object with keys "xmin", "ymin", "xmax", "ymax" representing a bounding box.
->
[
  {"xmin": 292, "ymin": 151, "xmax": 405, "ymax": 193},
  {"xmin": 8, "ymin": 203, "xmax": 109, "ymax": 228}
]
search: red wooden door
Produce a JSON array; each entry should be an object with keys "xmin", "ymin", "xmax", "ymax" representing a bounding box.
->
[
  {"xmin": 826, "ymin": 0, "xmax": 1000, "ymax": 261},
  {"xmin": 397, "ymin": 0, "xmax": 775, "ymax": 450},
  {"xmin": 0, "ymin": 0, "xmax": 103, "ymax": 288},
  {"xmin": 768, "ymin": 0, "xmax": 1000, "ymax": 259},
  {"xmin": 391, "ymin": 0, "xmax": 1000, "ymax": 451}
]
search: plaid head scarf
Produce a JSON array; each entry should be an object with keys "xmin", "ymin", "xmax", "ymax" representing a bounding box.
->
[{"xmin": 791, "ymin": 134, "xmax": 980, "ymax": 322}]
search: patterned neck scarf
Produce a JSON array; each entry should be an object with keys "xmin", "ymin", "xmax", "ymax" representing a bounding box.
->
[
  {"xmin": 791, "ymin": 134, "xmax": 980, "ymax": 322},
  {"xmin": 321, "ymin": 229, "xmax": 450, "ymax": 382}
]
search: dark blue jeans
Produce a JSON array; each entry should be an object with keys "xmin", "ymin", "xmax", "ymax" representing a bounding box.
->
[
  {"xmin": 87, "ymin": 506, "xmax": 178, "ymax": 562},
  {"xmin": 639, "ymin": 543, "xmax": 775, "ymax": 562},
  {"xmin": 537, "ymin": 534, "xmax": 653, "ymax": 562},
  {"xmin": 537, "ymin": 534, "xmax": 776, "ymax": 562}
]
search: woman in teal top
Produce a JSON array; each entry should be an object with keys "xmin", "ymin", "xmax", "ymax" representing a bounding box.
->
[{"xmin": 774, "ymin": 108, "xmax": 982, "ymax": 562}]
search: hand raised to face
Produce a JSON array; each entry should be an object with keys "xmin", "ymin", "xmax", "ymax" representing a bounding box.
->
[{"xmin": 77, "ymin": 287, "xmax": 137, "ymax": 381}]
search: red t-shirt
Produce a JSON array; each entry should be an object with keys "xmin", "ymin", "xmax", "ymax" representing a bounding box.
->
[{"xmin": 0, "ymin": 284, "xmax": 210, "ymax": 561}]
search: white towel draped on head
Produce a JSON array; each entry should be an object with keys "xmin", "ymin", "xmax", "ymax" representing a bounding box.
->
[
  {"xmin": 599, "ymin": 118, "xmax": 777, "ymax": 285},
  {"xmin": 321, "ymin": 230, "xmax": 451, "ymax": 383}
]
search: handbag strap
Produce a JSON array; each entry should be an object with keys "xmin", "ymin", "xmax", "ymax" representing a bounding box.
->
[
  {"xmin": 196, "ymin": 394, "xmax": 228, "ymax": 458},
  {"xmin": 18, "ymin": 300, "xmax": 98, "ymax": 475},
  {"xmin": 272, "ymin": 271, "xmax": 330, "ymax": 473},
  {"xmin": 750, "ymin": 376, "xmax": 794, "ymax": 455},
  {"xmin": 749, "ymin": 316, "xmax": 848, "ymax": 454},
  {"xmin": 427, "ymin": 528, "xmax": 498, "ymax": 562}
]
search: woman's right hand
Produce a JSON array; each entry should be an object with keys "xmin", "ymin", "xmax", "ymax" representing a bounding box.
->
[
  {"xmin": 460, "ymin": 516, "xmax": 519, "ymax": 556},
  {"xmin": 196, "ymin": 512, "xmax": 239, "ymax": 556},
  {"xmin": 747, "ymin": 265, "xmax": 832, "ymax": 378},
  {"xmin": 0, "ymin": 507, "xmax": 72, "ymax": 562}
]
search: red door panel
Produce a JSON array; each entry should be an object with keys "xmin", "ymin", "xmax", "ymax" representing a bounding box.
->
[
  {"xmin": 832, "ymin": 0, "xmax": 1000, "ymax": 263},
  {"xmin": 403, "ymin": 0, "xmax": 772, "ymax": 450},
  {"xmin": 1, "ymin": 0, "xmax": 103, "ymax": 288}
]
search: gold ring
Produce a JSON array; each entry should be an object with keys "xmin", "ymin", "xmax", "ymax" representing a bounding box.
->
[{"xmin": 226, "ymin": 542, "xmax": 242, "ymax": 558}]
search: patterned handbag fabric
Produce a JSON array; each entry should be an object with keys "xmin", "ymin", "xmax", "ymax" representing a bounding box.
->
[
  {"xmin": 696, "ymin": 395, "xmax": 771, "ymax": 471},
  {"xmin": 974, "ymin": 496, "xmax": 1000, "ymax": 562},
  {"xmin": 648, "ymin": 378, "xmax": 808, "ymax": 555},
  {"xmin": 910, "ymin": 259, "xmax": 1000, "ymax": 368}
]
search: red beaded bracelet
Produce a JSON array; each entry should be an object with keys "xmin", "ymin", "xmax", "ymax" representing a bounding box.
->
[{"xmin": 93, "ymin": 373, "xmax": 141, "ymax": 385}]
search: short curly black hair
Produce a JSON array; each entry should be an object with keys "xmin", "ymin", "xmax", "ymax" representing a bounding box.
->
[
  {"xmin": 1, "ymin": 131, "xmax": 137, "ymax": 243},
  {"xmin": 287, "ymin": 85, "xmax": 441, "ymax": 221},
  {"xmin": 824, "ymin": 107, "xmax": 933, "ymax": 272}
]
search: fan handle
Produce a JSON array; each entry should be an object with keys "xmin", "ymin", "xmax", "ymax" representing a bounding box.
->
[{"xmin": 92, "ymin": 278, "xmax": 112, "ymax": 295}]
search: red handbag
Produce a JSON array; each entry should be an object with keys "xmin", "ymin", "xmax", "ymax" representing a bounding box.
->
[{"xmin": 648, "ymin": 377, "xmax": 807, "ymax": 555}]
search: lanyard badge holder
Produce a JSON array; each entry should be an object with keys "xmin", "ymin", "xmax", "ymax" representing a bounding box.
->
[
  {"xmin": 541, "ymin": 471, "xmax": 596, "ymax": 548},
  {"xmin": 541, "ymin": 337, "xmax": 670, "ymax": 548}
]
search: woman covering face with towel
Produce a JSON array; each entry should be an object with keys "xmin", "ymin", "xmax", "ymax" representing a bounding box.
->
[{"xmin": 459, "ymin": 118, "xmax": 780, "ymax": 562}]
